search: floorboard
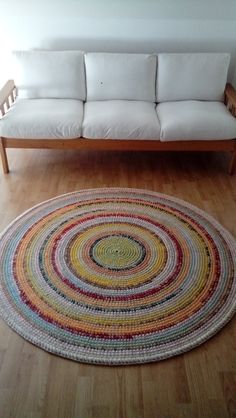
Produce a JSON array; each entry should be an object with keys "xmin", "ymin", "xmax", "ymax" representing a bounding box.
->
[{"xmin": 0, "ymin": 149, "xmax": 235, "ymax": 418}]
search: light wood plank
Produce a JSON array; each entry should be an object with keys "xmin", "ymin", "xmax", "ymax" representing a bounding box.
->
[
  {"xmin": 225, "ymin": 83, "xmax": 236, "ymax": 109},
  {"xmin": 0, "ymin": 138, "xmax": 9, "ymax": 174},
  {"xmin": 0, "ymin": 80, "xmax": 15, "ymax": 108},
  {"xmin": 3, "ymin": 137, "xmax": 236, "ymax": 152}
]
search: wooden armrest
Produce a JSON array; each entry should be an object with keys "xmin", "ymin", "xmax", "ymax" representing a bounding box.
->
[
  {"xmin": 225, "ymin": 83, "xmax": 236, "ymax": 117},
  {"xmin": 0, "ymin": 80, "xmax": 16, "ymax": 116}
]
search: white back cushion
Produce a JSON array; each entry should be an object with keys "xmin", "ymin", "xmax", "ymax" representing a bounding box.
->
[
  {"xmin": 157, "ymin": 53, "xmax": 230, "ymax": 102},
  {"xmin": 85, "ymin": 53, "xmax": 157, "ymax": 101},
  {"xmin": 13, "ymin": 50, "xmax": 86, "ymax": 100}
]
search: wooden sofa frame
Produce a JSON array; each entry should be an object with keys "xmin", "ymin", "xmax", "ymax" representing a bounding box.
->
[{"xmin": 0, "ymin": 80, "xmax": 236, "ymax": 174}]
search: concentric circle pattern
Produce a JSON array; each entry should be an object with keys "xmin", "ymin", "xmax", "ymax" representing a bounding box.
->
[{"xmin": 0, "ymin": 188, "xmax": 235, "ymax": 365}]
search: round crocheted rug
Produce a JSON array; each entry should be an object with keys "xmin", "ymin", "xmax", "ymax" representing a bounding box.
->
[{"xmin": 0, "ymin": 188, "xmax": 235, "ymax": 365}]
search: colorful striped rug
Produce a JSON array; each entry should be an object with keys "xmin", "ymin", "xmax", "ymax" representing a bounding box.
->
[{"xmin": 0, "ymin": 188, "xmax": 235, "ymax": 365}]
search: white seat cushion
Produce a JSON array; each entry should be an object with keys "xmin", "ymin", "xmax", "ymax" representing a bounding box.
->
[
  {"xmin": 157, "ymin": 53, "xmax": 230, "ymax": 102},
  {"xmin": 157, "ymin": 101, "xmax": 236, "ymax": 141},
  {"xmin": 85, "ymin": 53, "xmax": 156, "ymax": 102},
  {"xmin": 12, "ymin": 50, "xmax": 86, "ymax": 100},
  {"xmin": 0, "ymin": 99, "xmax": 83, "ymax": 139},
  {"xmin": 82, "ymin": 101, "xmax": 160, "ymax": 139}
]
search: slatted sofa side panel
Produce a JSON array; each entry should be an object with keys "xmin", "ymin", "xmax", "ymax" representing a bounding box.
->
[{"xmin": 0, "ymin": 80, "xmax": 17, "ymax": 174}]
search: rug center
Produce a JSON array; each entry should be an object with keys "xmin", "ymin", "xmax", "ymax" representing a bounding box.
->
[{"xmin": 90, "ymin": 234, "xmax": 146, "ymax": 271}]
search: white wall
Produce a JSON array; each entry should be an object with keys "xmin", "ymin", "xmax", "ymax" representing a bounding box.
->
[{"xmin": 0, "ymin": 0, "xmax": 236, "ymax": 86}]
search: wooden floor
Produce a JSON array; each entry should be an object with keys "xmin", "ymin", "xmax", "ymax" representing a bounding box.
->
[{"xmin": 0, "ymin": 148, "xmax": 236, "ymax": 418}]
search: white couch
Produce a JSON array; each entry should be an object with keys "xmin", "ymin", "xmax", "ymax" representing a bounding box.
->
[{"xmin": 0, "ymin": 50, "xmax": 236, "ymax": 174}]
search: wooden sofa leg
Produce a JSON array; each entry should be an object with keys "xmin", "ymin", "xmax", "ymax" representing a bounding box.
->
[
  {"xmin": 0, "ymin": 138, "xmax": 9, "ymax": 174},
  {"xmin": 228, "ymin": 150, "xmax": 236, "ymax": 175}
]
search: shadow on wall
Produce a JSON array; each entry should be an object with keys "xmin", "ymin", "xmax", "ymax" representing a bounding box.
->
[{"xmin": 47, "ymin": 37, "xmax": 236, "ymax": 83}]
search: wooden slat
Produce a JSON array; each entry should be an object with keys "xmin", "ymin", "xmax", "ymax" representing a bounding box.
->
[
  {"xmin": 225, "ymin": 83, "xmax": 236, "ymax": 110},
  {"xmin": 5, "ymin": 97, "xmax": 10, "ymax": 110},
  {"xmin": 0, "ymin": 105, "xmax": 5, "ymax": 117},
  {"xmin": 3, "ymin": 138, "xmax": 236, "ymax": 152},
  {"xmin": 0, "ymin": 80, "xmax": 15, "ymax": 108}
]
